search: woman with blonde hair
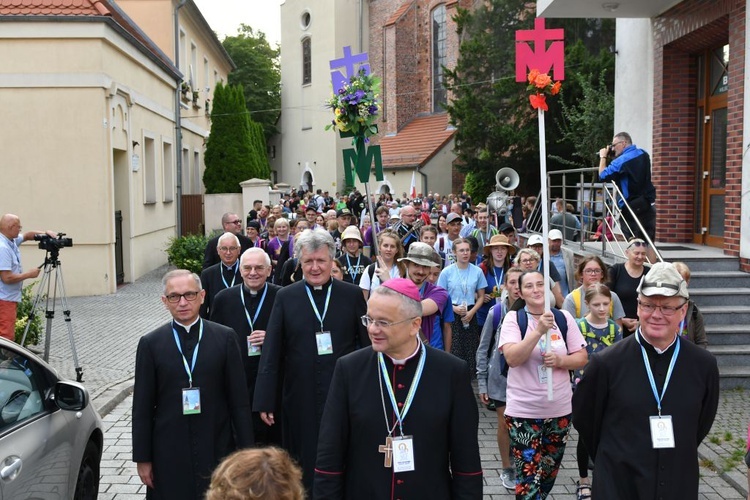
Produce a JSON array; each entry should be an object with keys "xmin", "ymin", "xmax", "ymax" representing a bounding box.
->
[
  {"xmin": 358, "ymin": 229, "xmax": 406, "ymax": 300},
  {"xmin": 206, "ymin": 447, "xmax": 304, "ymax": 500}
]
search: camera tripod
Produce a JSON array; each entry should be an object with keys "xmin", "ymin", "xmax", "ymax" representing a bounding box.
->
[{"xmin": 21, "ymin": 247, "xmax": 83, "ymax": 382}]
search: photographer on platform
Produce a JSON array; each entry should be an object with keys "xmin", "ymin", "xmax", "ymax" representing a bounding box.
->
[
  {"xmin": 0, "ymin": 214, "xmax": 58, "ymax": 342},
  {"xmin": 599, "ymin": 132, "xmax": 657, "ymax": 261}
]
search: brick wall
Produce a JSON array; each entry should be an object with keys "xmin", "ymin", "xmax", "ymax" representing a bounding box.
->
[{"xmin": 652, "ymin": 0, "xmax": 744, "ymax": 258}]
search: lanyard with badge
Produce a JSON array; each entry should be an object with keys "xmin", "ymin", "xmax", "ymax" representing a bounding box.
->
[
  {"xmin": 221, "ymin": 261, "xmax": 239, "ymax": 288},
  {"xmin": 173, "ymin": 320, "xmax": 203, "ymax": 415},
  {"xmin": 636, "ymin": 329, "xmax": 680, "ymax": 448},
  {"xmin": 377, "ymin": 343, "xmax": 426, "ymax": 473},
  {"xmin": 305, "ymin": 285, "xmax": 333, "ymax": 355},
  {"xmin": 240, "ymin": 284, "xmax": 267, "ymax": 356},
  {"xmin": 346, "ymin": 254, "xmax": 362, "ymax": 281}
]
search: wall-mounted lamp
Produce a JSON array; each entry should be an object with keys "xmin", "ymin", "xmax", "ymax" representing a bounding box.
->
[{"xmin": 602, "ymin": 2, "xmax": 619, "ymax": 12}]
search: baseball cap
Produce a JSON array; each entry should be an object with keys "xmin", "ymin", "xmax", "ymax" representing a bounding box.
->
[
  {"xmin": 305, "ymin": 205, "xmax": 317, "ymax": 213},
  {"xmin": 637, "ymin": 262, "xmax": 689, "ymax": 299},
  {"xmin": 527, "ymin": 234, "xmax": 544, "ymax": 246},
  {"xmin": 336, "ymin": 208, "xmax": 352, "ymax": 218},
  {"xmin": 399, "ymin": 242, "xmax": 439, "ymax": 267},
  {"xmin": 446, "ymin": 213, "xmax": 463, "ymax": 225},
  {"xmin": 548, "ymin": 229, "xmax": 563, "ymax": 241},
  {"xmin": 498, "ymin": 222, "xmax": 515, "ymax": 234},
  {"xmin": 247, "ymin": 221, "xmax": 261, "ymax": 230}
]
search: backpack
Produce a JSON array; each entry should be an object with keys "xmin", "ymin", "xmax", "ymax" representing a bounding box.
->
[
  {"xmin": 572, "ymin": 287, "xmax": 614, "ymax": 318},
  {"xmin": 577, "ymin": 318, "xmax": 618, "ymax": 347},
  {"xmin": 500, "ymin": 308, "xmax": 569, "ymax": 377}
]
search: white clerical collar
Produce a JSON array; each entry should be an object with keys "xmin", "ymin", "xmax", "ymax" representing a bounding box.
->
[
  {"xmin": 243, "ymin": 284, "xmax": 262, "ymax": 296},
  {"xmin": 175, "ymin": 317, "xmax": 200, "ymax": 331},
  {"xmin": 638, "ymin": 330, "xmax": 678, "ymax": 355},
  {"xmin": 387, "ymin": 339, "xmax": 422, "ymax": 365}
]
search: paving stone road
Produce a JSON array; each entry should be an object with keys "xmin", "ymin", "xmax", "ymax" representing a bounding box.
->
[{"xmin": 34, "ymin": 264, "xmax": 749, "ymax": 499}]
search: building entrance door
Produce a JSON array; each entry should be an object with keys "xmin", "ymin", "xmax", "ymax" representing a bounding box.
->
[{"xmin": 693, "ymin": 44, "xmax": 728, "ymax": 247}]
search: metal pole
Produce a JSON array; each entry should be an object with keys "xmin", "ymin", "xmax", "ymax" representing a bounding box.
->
[{"xmin": 538, "ymin": 109, "xmax": 553, "ymax": 401}]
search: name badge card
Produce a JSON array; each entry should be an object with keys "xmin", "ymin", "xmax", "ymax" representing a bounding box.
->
[
  {"xmin": 649, "ymin": 415, "xmax": 675, "ymax": 448},
  {"xmin": 247, "ymin": 336, "xmax": 261, "ymax": 356},
  {"xmin": 392, "ymin": 436, "xmax": 415, "ymax": 473},
  {"xmin": 182, "ymin": 387, "xmax": 201, "ymax": 415},
  {"xmin": 316, "ymin": 331, "xmax": 333, "ymax": 355},
  {"xmin": 537, "ymin": 364, "xmax": 548, "ymax": 384}
]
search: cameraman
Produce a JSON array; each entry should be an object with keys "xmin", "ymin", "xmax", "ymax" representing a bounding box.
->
[
  {"xmin": 0, "ymin": 214, "xmax": 57, "ymax": 342},
  {"xmin": 598, "ymin": 132, "xmax": 657, "ymax": 261}
]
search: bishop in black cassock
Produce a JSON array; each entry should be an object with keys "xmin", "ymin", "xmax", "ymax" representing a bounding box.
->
[
  {"xmin": 314, "ymin": 279, "xmax": 483, "ymax": 499},
  {"xmin": 210, "ymin": 247, "xmax": 281, "ymax": 444},
  {"xmin": 132, "ymin": 270, "xmax": 253, "ymax": 500},
  {"xmin": 253, "ymin": 230, "xmax": 369, "ymax": 493}
]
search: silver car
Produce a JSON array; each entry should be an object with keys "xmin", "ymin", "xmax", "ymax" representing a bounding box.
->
[{"xmin": 0, "ymin": 338, "xmax": 102, "ymax": 499}]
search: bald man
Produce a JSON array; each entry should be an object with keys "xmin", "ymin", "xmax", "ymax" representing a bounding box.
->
[{"xmin": 0, "ymin": 214, "xmax": 57, "ymax": 341}]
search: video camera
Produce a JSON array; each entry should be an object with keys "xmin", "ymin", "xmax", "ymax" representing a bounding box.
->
[{"xmin": 34, "ymin": 233, "xmax": 73, "ymax": 251}]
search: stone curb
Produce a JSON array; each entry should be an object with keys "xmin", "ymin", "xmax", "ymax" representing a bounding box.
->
[
  {"xmin": 91, "ymin": 377, "xmax": 134, "ymax": 418},
  {"xmin": 699, "ymin": 444, "xmax": 748, "ymax": 498}
]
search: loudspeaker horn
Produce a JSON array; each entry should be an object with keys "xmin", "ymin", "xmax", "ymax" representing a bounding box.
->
[{"xmin": 495, "ymin": 168, "xmax": 519, "ymax": 192}]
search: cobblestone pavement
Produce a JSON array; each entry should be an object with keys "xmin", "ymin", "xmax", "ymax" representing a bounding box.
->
[{"xmin": 34, "ymin": 266, "xmax": 748, "ymax": 499}]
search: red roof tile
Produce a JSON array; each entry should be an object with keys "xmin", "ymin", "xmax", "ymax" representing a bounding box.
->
[
  {"xmin": 0, "ymin": 0, "xmax": 111, "ymax": 16},
  {"xmin": 384, "ymin": 0, "xmax": 414, "ymax": 27},
  {"xmin": 378, "ymin": 113, "xmax": 456, "ymax": 169}
]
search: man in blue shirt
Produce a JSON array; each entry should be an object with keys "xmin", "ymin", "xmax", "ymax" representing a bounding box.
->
[
  {"xmin": 598, "ymin": 132, "xmax": 657, "ymax": 253},
  {"xmin": 0, "ymin": 214, "xmax": 56, "ymax": 342}
]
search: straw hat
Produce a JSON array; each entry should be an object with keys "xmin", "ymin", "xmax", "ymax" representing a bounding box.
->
[{"xmin": 483, "ymin": 234, "xmax": 517, "ymax": 256}]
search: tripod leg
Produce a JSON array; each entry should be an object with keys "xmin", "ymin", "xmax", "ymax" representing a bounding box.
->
[
  {"xmin": 43, "ymin": 267, "xmax": 58, "ymax": 363},
  {"xmin": 21, "ymin": 264, "xmax": 51, "ymax": 347},
  {"xmin": 54, "ymin": 264, "xmax": 83, "ymax": 383}
]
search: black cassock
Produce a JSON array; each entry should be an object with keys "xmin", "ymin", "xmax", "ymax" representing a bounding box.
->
[
  {"xmin": 253, "ymin": 278, "xmax": 369, "ymax": 492},
  {"xmin": 132, "ymin": 319, "xmax": 254, "ymax": 500},
  {"xmin": 199, "ymin": 261, "xmax": 241, "ymax": 319},
  {"xmin": 202, "ymin": 233, "xmax": 253, "ymax": 270},
  {"xmin": 572, "ymin": 334, "xmax": 719, "ymax": 500},
  {"xmin": 210, "ymin": 282, "xmax": 282, "ymax": 445},
  {"xmin": 314, "ymin": 345, "xmax": 483, "ymax": 499}
]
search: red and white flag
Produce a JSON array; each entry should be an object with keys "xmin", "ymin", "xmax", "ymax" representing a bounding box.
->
[{"xmin": 410, "ymin": 170, "xmax": 417, "ymax": 199}]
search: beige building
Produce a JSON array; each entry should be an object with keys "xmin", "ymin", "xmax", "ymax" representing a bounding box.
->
[
  {"xmin": 277, "ymin": 0, "xmax": 467, "ymax": 198},
  {"xmin": 0, "ymin": 0, "xmax": 231, "ymax": 296}
]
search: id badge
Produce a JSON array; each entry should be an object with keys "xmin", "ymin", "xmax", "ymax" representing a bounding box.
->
[
  {"xmin": 247, "ymin": 336, "xmax": 261, "ymax": 356},
  {"xmin": 182, "ymin": 387, "xmax": 201, "ymax": 415},
  {"xmin": 649, "ymin": 415, "xmax": 675, "ymax": 448},
  {"xmin": 537, "ymin": 364, "xmax": 548, "ymax": 384},
  {"xmin": 316, "ymin": 331, "xmax": 333, "ymax": 355},
  {"xmin": 392, "ymin": 436, "xmax": 415, "ymax": 473}
]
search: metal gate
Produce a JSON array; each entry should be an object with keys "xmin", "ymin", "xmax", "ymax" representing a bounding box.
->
[{"xmin": 114, "ymin": 210, "xmax": 124, "ymax": 285}]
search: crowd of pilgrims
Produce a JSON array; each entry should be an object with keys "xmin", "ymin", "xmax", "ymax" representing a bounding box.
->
[{"xmin": 196, "ymin": 188, "xmax": 708, "ymax": 499}]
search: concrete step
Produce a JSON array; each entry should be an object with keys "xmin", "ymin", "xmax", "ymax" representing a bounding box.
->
[
  {"xmin": 689, "ymin": 288, "xmax": 750, "ymax": 307},
  {"xmin": 699, "ymin": 305, "xmax": 750, "ymax": 325},
  {"xmin": 690, "ymin": 271, "xmax": 750, "ymax": 289},
  {"xmin": 708, "ymin": 344, "xmax": 750, "ymax": 367},
  {"xmin": 705, "ymin": 324, "xmax": 750, "ymax": 345},
  {"xmin": 717, "ymin": 365, "xmax": 750, "ymax": 390},
  {"xmin": 668, "ymin": 256, "xmax": 739, "ymax": 272}
]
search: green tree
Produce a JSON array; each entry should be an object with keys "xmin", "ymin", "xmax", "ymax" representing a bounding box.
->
[
  {"xmin": 444, "ymin": 1, "xmax": 615, "ymax": 201},
  {"xmin": 249, "ymin": 120, "xmax": 270, "ymax": 179},
  {"xmin": 203, "ymin": 83, "xmax": 256, "ymax": 193},
  {"xmin": 223, "ymin": 25, "xmax": 281, "ymax": 141}
]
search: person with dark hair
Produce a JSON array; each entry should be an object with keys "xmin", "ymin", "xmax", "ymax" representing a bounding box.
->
[
  {"xmin": 253, "ymin": 229, "xmax": 368, "ymax": 493},
  {"xmin": 314, "ymin": 279, "xmax": 483, "ymax": 498},
  {"xmin": 573, "ymin": 262, "xmax": 719, "ymax": 500},
  {"xmin": 207, "ymin": 447, "xmax": 304, "ymax": 500}
]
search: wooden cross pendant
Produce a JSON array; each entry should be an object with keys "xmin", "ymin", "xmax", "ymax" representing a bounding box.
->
[{"xmin": 378, "ymin": 436, "xmax": 393, "ymax": 467}]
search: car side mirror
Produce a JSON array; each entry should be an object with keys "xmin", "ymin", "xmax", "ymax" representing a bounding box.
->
[{"xmin": 54, "ymin": 381, "xmax": 89, "ymax": 411}]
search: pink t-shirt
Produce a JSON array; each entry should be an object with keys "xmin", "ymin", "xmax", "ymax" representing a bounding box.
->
[{"xmin": 498, "ymin": 309, "xmax": 586, "ymax": 419}]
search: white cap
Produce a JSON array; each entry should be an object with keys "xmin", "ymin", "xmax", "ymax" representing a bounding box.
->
[
  {"xmin": 527, "ymin": 234, "xmax": 544, "ymax": 246},
  {"xmin": 548, "ymin": 229, "xmax": 563, "ymax": 241}
]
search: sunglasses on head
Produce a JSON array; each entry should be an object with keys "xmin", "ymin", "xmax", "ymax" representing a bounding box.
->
[{"xmin": 627, "ymin": 239, "xmax": 648, "ymax": 249}]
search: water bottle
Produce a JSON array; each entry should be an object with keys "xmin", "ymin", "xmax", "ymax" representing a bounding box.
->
[{"xmin": 461, "ymin": 301, "xmax": 470, "ymax": 329}]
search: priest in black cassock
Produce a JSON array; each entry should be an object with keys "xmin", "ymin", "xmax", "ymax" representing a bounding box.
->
[
  {"xmin": 210, "ymin": 247, "xmax": 281, "ymax": 445},
  {"xmin": 132, "ymin": 269, "xmax": 253, "ymax": 500},
  {"xmin": 573, "ymin": 263, "xmax": 719, "ymax": 500},
  {"xmin": 253, "ymin": 229, "xmax": 369, "ymax": 493},
  {"xmin": 200, "ymin": 232, "xmax": 242, "ymax": 318},
  {"xmin": 314, "ymin": 278, "xmax": 483, "ymax": 499},
  {"xmin": 202, "ymin": 212, "xmax": 253, "ymax": 270}
]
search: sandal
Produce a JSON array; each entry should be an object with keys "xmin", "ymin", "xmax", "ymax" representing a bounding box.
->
[{"xmin": 576, "ymin": 481, "xmax": 592, "ymax": 500}]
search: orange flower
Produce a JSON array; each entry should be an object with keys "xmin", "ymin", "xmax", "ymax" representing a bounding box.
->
[
  {"xmin": 527, "ymin": 69, "xmax": 540, "ymax": 85},
  {"xmin": 550, "ymin": 81, "xmax": 562, "ymax": 95},
  {"xmin": 534, "ymin": 73, "xmax": 552, "ymax": 89},
  {"xmin": 529, "ymin": 93, "xmax": 548, "ymax": 111}
]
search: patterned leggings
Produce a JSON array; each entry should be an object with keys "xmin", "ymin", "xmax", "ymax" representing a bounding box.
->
[{"xmin": 505, "ymin": 414, "xmax": 572, "ymax": 500}]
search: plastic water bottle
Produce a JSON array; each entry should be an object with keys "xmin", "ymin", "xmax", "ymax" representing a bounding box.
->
[{"xmin": 461, "ymin": 301, "xmax": 470, "ymax": 329}]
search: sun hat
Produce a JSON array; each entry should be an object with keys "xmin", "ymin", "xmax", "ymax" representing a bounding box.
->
[
  {"xmin": 398, "ymin": 242, "xmax": 439, "ymax": 267},
  {"xmin": 340, "ymin": 225, "xmax": 363, "ymax": 244},
  {"xmin": 483, "ymin": 234, "xmax": 517, "ymax": 256},
  {"xmin": 637, "ymin": 262, "xmax": 689, "ymax": 299}
]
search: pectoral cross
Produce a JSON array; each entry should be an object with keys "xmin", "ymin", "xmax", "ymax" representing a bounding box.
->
[{"xmin": 378, "ymin": 436, "xmax": 393, "ymax": 467}]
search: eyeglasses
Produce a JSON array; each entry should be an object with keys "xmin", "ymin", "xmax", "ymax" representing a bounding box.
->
[
  {"xmin": 611, "ymin": 141, "xmax": 623, "ymax": 148},
  {"xmin": 361, "ymin": 315, "xmax": 416, "ymax": 329},
  {"xmin": 583, "ymin": 269, "xmax": 603, "ymax": 275},
  {"xmin": 637, "ymin": 299, "xmax": 686, "ymax": 317},
  {"xmin": 218, "ymin": 246, "xmax": 240, "ymax": 252},
  {"xmin": 227, "ymin": 219, "xmax": 242, "ymax": 225},
  {"xmin": 165, "ymin": 291, "xmax": 201, "ymax": 303},
  {"xmin": 519, "ymin": 258, "xmax": 538, "ymax": 264}
]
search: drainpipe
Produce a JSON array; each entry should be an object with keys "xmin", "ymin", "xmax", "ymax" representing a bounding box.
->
[
  {"xmin": 174, "ymin": 0, "xmax": 188, "ymax": 236},
  {"xmin": 358, "ymin": 0, "xmax": 363, "ymax": 52}
]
